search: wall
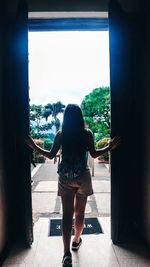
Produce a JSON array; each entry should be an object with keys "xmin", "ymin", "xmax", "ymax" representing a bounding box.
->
[
  {"xmin": 27, "ymin": 0, "xmax": 109, "ymax": 12},
  {"xmin": 27, "ymin": 0, "xmax": 142, "ymax": 13}
]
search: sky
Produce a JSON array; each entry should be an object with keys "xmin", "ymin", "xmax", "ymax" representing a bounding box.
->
[{"xmin": 28, "ymin": 31, "xmax": 110, "ymax": 106}]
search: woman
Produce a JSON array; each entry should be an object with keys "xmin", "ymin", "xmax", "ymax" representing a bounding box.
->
[{"xmin": 25, "ymin": 104, "xmax": 120, "ymax": 266}]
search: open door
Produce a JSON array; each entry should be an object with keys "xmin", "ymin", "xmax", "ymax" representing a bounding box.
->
[
  {"xmin": 14, "ymin": 0, "xmax": 33, "ymax": 245},
  {"xmin": 3, "ymin": 0, "xmax": 33, "ymax": 245},
  {"xmin": 109, "ymin": 0, "xmax": 146, "ymax": 244}
]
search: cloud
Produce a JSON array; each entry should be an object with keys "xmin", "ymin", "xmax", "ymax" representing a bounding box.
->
[{"xmin": 28, "ymin": 31, "xmax": 110, "ymax": 106}]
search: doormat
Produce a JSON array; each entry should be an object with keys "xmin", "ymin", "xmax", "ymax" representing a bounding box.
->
[{"xmin": 48, "ymin": 218, "xmax": 103, "ymax": 236}]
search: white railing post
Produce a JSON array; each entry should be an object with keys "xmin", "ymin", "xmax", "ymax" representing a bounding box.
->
[{"xmin": 87, "ymin": 152, "xmax": 94, "ymax": 176}]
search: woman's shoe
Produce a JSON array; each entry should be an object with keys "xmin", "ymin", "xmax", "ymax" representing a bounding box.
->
[
  {"xmin": 62, "ymin": 252, "xmax": 72, "ymax": 266},
  {"xmin": 72, "ymin": 238, "xmax": 82, "ymax": 251}
]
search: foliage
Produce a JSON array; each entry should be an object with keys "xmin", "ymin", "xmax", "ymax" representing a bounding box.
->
[
  {"xmin": 43, "ymin": 139, "xmax": 53, "ymax": 151},
  {"xmin": 29, "ymin": 101, "xmax": 65, "ymax": 139},
  {"xmin": 39, "ymin": 123, "xmax": 53, "ymax": 131},
  {"xmin": 30, "ymin": 128, "xmax": 39, "ymax": 139},
  {"xmin": 30, "ymin": 104, "xmax": 43, "ymax": 129},
  {"xmin": 48, "ymin": 133, "xmax": 55, "ymax": 141},
  {"xmin": 29, "ymin": 101, "xmax": 65, "ymax": 163},
  {"xmin": 30, "ymin": 129, "xmax": 51, "ymax": 139},
  {"xmin": 96, "ymin": 137, "xmax": 110, "ymax": 161},
  {"xmin": 95, "ymin": 132, "xmax": 110, "ymax": 142},
  {"xmin": 33, "ymin": 139, "xmax": 45, "ymax": 163},
  {"xmin": 51, "ymin": 118, "xmax": 60, "ymax": 132},
  {"xmin": 43, "ymin": 101, "xmax": 65, "ymax": 120},
  {"xmin": 81, "ymin": 87, "xmax": 110, "ymax": 138},
  {"xmin": 29, "ymin": 104, "xmax": 44, "ymax": 140},
  {"xmin": 43, "ymin": 101, "xmax": 65, "ymax": 132},
  {"xmin": 37, "ymin": 156, "xmax": 45, "ymax": 163},
  {"xmin": 42, "ymin": 103, "xmax": 53, "ymax": 121},
  {"xmin": 97, "ymin": 138, "xmax": 109, "ymax": 148}
]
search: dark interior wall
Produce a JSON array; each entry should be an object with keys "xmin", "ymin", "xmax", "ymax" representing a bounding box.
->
[
  {"xmin": 27, "ymin": 0, "xmax": 142, "ymax": 13},
  {"xmin": 27, "ymin": 0, "xmax": 109, "ymax": 12}
]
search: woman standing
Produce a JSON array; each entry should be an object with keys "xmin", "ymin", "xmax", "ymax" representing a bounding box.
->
[{"xmin": 25, "ymin": 104, "xmax": 120, "ymax": 266}]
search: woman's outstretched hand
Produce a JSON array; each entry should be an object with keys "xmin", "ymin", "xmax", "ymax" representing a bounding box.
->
[
  {"xmin": 25, "ymin": 136, "xmax": 36, "ymax": 150},
  {"xmin": 108, "ymin": 136, "xmax": 121, "ymax": 151}
]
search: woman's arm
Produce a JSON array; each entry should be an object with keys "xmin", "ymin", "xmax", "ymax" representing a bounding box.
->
[
  {"xmin": 86, "ymin": 129, "xmax": 120, "ymax": 159},
  {"xmin": 25, "ymin": 131, "xmax": 61, "ymax": 160}
]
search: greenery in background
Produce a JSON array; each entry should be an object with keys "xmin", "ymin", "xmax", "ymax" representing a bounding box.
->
[
  {"xmin": 43, "ymin": 101, "xmax": 65, "ymax": 131},
  {"xmin": 81, "ymin": 86, "xmax": 110, "ymax": 140},
  {"xmin": 30, "ymin": 102, "xmax": 65, "ymax": 162},
  {"xmin": 30, "ymin": 104, "xmax": 43, "ymax": 136},
  {"xmin": 30, "ymin": 101, "xmax": 65, "ymax": 138},
  {"xmin": 43, "ymin": 139, "xmax": 53, "ymax": 151},
  {"xmin": 96, "ymin": 137, "xmax": 110, "ymax": 161},
  {"xmin": 30, "ymin": 87, "xmax": 111, "ymax": 163},
  {"xmin": 33, "ymin": 139, "xmax": 45, "ymax": 163}
]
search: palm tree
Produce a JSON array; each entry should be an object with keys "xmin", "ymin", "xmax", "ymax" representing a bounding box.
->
[
  {"xmin": 43, "ymin": 101, "xmax": 65, "ymax": 132},
  {"xmin": 43, "ymin": 103, "xmax": 53, "ymax": 121},
  {"xmin": 53, "ymin": 101, "xmax": 65, "ymax": 119}
]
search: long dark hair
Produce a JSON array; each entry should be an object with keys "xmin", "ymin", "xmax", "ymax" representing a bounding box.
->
[{"xmin": 61, "ymin": 104, "xmax": 87, "ymax": 157}]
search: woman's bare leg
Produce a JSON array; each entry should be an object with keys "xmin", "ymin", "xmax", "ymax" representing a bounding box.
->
[
  {"xmin": 61, "ymin": 194, "xmax": 75, "ymax": 253},
  {"xmin": 73, "ymin": 194, "xmax": 87, "ymax": 242}
]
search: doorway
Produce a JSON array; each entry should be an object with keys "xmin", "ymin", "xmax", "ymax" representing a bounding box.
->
[
  {"xmin": 28, "ymin": 12, "xmax": 111, "ymax": 234},
  {"xmin": 1, "ymin": 3, "xmax": 148, "ymax": 265}
]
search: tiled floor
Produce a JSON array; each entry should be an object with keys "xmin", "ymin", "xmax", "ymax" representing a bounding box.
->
[
  {"xmin": 32, "ymin": 180, "xmax": 110, "ymax": 220},
  {"xmin": 2, "ymin": 217, "xmax": 150, "ymax": 267},
  {"xmin": 31, "ymin": 161, "xmax": 111, "ymax": 223},
  {"xmin": 3, "ymin": 162, "xmax": 150, "ymax": 266}
]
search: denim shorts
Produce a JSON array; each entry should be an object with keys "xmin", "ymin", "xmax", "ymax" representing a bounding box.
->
[{"xmin": 58, "ymin": 169, "xmax": 93, "ymax": 197}]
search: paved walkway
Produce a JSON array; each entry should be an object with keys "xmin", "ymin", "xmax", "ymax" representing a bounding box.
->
[
  {"xmin": 31, "ymin": 159, "xmax": 110, "ymax": 224},
  {"xmin": 3, "ymin": 210, "xmax": 150, "ymax": 267},
  {"xmin": 3, "ymin": 161, "xmax": 150, "ymax": 266}
]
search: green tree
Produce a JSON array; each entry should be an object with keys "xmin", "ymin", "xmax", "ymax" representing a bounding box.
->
[
  {"xmin": 39, "ymin": 123, "xmax": 53, "ymax": 131},
  {"xmin": 42, "ymin": 103, "xmax": 53, "ymax": 121},
  {"xmin": 81, "ymin": 87, "xmax": 110, "ymax": 138},
  {"xmin": 30, "ymin": 104, "xmax": 43, "ymax": 134},
  {"xmin": 43, "ymin": 101, "xmax": 65, "ymax": 132}
]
